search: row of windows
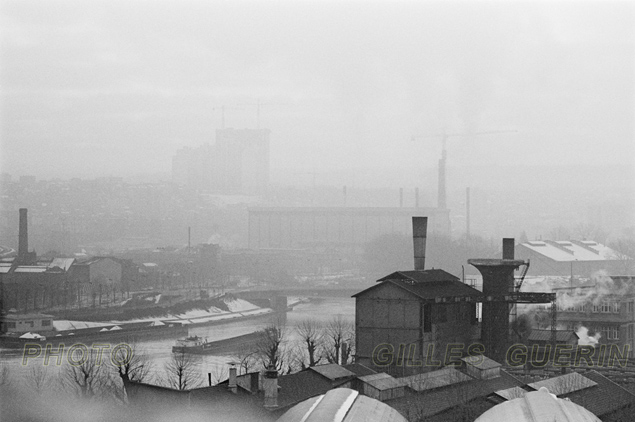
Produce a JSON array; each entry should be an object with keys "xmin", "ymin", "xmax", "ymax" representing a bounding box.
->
[{"xmin": 559, "ymin": 301, "xmax": 623, "ymax": 313}]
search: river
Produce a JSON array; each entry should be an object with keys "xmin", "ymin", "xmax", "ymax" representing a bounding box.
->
[{"xmin": 0, "ymin": 297, "xmax": 355, "ymax": 386}]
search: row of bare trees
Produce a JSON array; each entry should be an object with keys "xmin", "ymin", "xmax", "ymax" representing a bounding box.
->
[{"xmin": 233, "ymin": 316, "xmax": 355, "ymax": 376}]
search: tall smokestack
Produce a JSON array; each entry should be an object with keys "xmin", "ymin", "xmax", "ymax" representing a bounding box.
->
[
  {"xmin": 503, "ymin": 238, "xmax": 514, "ymax": 259},
  {"xmin": 412, "ymin": 217, "xmax": 427, "ymax": 271},
  {"xmin": 438, "ymin": 151, "xmax": 447, "ymax": 209},
  {"xmin": 18, "ymin": 208, "xmax": 28, "ymax": 258}
]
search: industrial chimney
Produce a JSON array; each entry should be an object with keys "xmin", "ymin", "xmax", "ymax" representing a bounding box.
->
[
  {"xmin": 412, "ymin": 217, "xmax": 428, "ymax": 271},
  {"xmin": 18, "ymin": 208, "xmax": 28, "ymax": 258}
]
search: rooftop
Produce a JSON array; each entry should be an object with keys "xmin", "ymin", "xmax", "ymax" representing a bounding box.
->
[
  {"xmin": 354, "ymin": 270, "xmax": 482, "ymax": 301},
  {"xmin": 519, "ymin": 240, "xmax": 629, "ymax": 262}
]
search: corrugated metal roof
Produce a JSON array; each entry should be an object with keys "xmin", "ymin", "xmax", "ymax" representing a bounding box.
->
[
  {"xmin": 359, "ymin": 373, "xmax": 402, "ymax": 391},
  {"xmin": 519, "ymin": 240, "xmax": 628, "ymax": 262},
  {"xmin": 528, "ymin": 372, "xmax": 597, "ymax": 396},
  {"xmin": 276, "ymin": 388, "xmax": 407, "ymax": 422},
  {"xmin": 398, "ymin": 367, "xmax": 472, "ymax": 392},
  {"xmin": 476, "ymin": 388, "xmax": 601, "ymax": 422},
  {"xmin": 310, "ymin": 364, "xmax": 356, "ymax": 381}
]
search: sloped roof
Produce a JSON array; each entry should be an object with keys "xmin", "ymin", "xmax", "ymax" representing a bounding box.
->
[
  {"xmin": 462, "ymin": 355, "xmax": 502, "ymax": 370},
  {"xmin": 353, "ymin": 270, "xmax": 481, "ymax": 300},
  {"xmin": 528, "ymin": 372, "xmax": 596, "ymax": 396},
  {"xmin": 310, "ymin": 364, "xmax": 356, "ymax": 381},
  {"xmin": 562, "ymin": 370, "xmax": 635, "ymax": 417},
  {"xmin": 490, "ymin": 370, "xmax": 635, "ymax": 418},
  {"xmin": 386, "ymin": 370, "xmax": 525, "ymax": 419},
  {"xmin": 377, "ymin": 269, "xmax": 459, "ymax": 283},
  {"xmin": 358, "ymin": 373, "xmax": 403, "ymax": 391},
  {"xmin": 276, "ymin": 388, "xmax": 407, "ymax": 422},
  {"xmin": 343, "ymin": 363, "xmax": 377, "ymax": 377},
  {"xmin": 528, "ymin": 329, "xmax": 579, "ymax": 342},
  {"xmin": 399, "ymin": 367, "xmax": 472, "ymax": 392},
  {"xmin": 519, "ymin": 240, "xmax": 629, "ymax": 262}
]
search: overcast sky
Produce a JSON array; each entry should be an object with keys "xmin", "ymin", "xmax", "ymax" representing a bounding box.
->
[{"xmin": 1, "ymin": 0, "xmax": 633, "ymax": 183}]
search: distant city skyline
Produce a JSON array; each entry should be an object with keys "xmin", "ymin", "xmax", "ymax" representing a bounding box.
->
[{"xmin": 1, "ymin": 1, "xmax": 633, "ymax": 180}]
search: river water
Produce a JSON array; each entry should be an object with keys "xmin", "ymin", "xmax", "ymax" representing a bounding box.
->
[{"xmin": 0, "ymin": 297, "xmax": 355, "ymax": 386}]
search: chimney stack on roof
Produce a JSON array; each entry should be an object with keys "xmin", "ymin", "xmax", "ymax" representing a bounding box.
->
[
  {"xmin": 263, "ymin": 365, "xmax": 278, "ymax": 408},
  {"xmin": 503, "ymin": 238, "xmax": 515, "ymax": 259},
  {"xmin": 413, "ymin": 217, "xmax": 428, "ymax": 271},
  {"xmin": 228, "ymin": 363, "xmax": 237, "ymax": 394}
]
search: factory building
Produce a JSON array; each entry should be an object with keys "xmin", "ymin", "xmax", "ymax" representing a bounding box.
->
[
  {"xmin": 353, "ymin": 217, "xmax": 481, "ymax": 376},
  {"xmin": 554, "ymin": 275, "xmax": 635, "ymax": 357},
  {"xmin": 353, "ymin": 217, "xmax": 556, "ymax": 372},
  {"xmin": 515, "ymin": 240, "xmax": 631, "ymax": 277},
  {"xmin": 0, "ymin": 209, "xmax": 135, "ymax": 316}
]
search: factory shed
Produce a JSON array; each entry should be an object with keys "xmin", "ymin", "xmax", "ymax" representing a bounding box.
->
[
  {"xmin": 353, "ymin": 269, "xmax": 482, "ymax": 375},
  {"xmin": 357, "ymin": 373, "xmax": 405, "ymax": 401},
  {"xmin": 527, "ymin": 329, "xmax": 578, "ymax": 346}
]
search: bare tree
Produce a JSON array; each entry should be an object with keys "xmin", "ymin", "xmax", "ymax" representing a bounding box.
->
[
  {"xmin": 164, "ymin": 350, "xmax": 201, "ymax": 391},
  {"xmin": 63, "ymin": 348, "xmax": 108, "ymax": 399},
  {"xmin": 324, "ymin": 316, "xmax": 355, "ymax": 365},
  {"xmin": 24, "ymin": 365, "xmax": 51, "ymax": 393},
  {"xmin": 233, "ymin": 349, "xmax": 259, "ymax": 375},
  {"xmin": 295, "ymin": 319, "xmax": 324, "ymax": 368},
  {"xmin": 113, "ymin": 342, "xmax": 153, "ymax": 383},
  {"xmin": 0, "ymin": 365, "xmax": 11, "ymax": 388},
  {"xmin": 256, "ymin": 321, "xmax": 287, "ymax": 372}
]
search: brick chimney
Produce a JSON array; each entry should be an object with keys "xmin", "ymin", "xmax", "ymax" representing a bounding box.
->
[
  {"xmin": 263, "ymin": 365, "xmax": 278, "ymax": 409},
  {"xmin": 228, "ymin": 363, "xmax": 237, "ymax": 394},
  {"xmin": 412, "ymin": 217, "xmax": 428, "ymax": 271},
  {"xmin": 18, "ymin": 208, "xmax": 28, "ymax": 258}
]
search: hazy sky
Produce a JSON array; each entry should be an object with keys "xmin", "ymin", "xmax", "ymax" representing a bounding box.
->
[{"xmin": 1, "ymin": 0, "xmax": 633, "ymax": 182}]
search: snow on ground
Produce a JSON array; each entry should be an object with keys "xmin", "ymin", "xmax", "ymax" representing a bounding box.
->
[
  {"xmin": 65, "ymin": 297, "xmax": 269, "ymax": 326},
  {"xmin": 223, "ymin": 298, "xmax": 259, "ymax": 312},
  {"xmin": 54, "ymin": 320, "xmax": 114, "ymax": 331}
]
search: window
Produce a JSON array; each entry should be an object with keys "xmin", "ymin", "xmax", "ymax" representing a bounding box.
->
[
  {"xmin": 6, "ymin": 322, "xmax": 16, "ymax": 329},
  {"xmin": 422, "ymin": 304, "xmax": 432, "ymax": 333},
  {"xmin": 613, "ymin": 302, "xmax": 621, "ymax": 313},
  {"xmin": 629, "ymin": 302, "xmax": 634, "ymax": 314},
  {"xmin": 601, "ymin": 326, "xmax": 610, "ymax": 339},
  {"xmin": 601, "ymin": 302, "xmax": 611, "ymax": 313},
  {"xmin": 612, "ymin": 326, "xmax": 620, "ymax": 340},
  {"xmin": 628, "ymin": 325, "xmax": 634, "ymax": 340},
  {"xmin": 592, "ymin": 304, "xmax": 600, "ymax": 313},
  {"xmin": 41, "ymin": 319, "xmax": 51, "ymax": 327},
  {"xmin": 23, "ymin": 320, "xmax": 34, "ymax": 328}
]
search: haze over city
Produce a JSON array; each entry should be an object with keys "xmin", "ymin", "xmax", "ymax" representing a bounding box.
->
[{"xmin": 1, "ymin": 2, "xmax": 635, "ymax": 422}]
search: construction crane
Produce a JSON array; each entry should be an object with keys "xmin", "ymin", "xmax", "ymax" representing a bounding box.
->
[{"xmin": 411, "ymin": 130, "xmax": 517, "ymax": 209}]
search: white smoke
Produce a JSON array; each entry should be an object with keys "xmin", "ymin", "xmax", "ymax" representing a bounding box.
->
[{"xmin": 576, "ymin": 326, "xmax": 601, "ymax": 347}]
